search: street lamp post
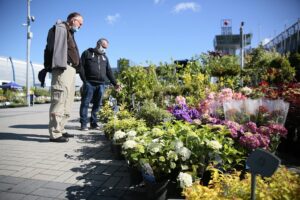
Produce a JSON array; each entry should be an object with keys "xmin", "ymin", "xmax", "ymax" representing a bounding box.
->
[
  {"xmin": 240, "ymin": 21, "xmax": 244, "ymax": 70},
  {"xmin": 25, "ymin": 0, "xmax": 34, "ymax": 106}
]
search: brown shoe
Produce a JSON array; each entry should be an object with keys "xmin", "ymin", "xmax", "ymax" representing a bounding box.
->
[{"xmin": 49, "ymin": 136, "xmax": 69, "ymax": 143}]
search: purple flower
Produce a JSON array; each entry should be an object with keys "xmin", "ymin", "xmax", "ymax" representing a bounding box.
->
[
  {"xmin": 268, "ymin": 123, "xmax": 288, "ymax": 138},
  {"xmin": 171, "ymin": 103, "xmax": 199, "ymax": 123},
  {"xmin": 239, "ymin": 132, "xmax": 260, "ymax": 150},
  {"xmin": 244, "ymin": 122, "xmax": 257, "ymax": 133},
  {"xmin": 222, "ymin": 120, "xmax": 244, "ymax": 134},
  {"xmin": 257, "ymin": 126, "xmax": 272, "ymax": 136},
  {"xmin": 256, "ymin": 134, "xmax": 270, "ymax": 148},
  {"xmin": 229, "ymin": 128, "xmax": 239, "ymax": 138},
  {"xmin": 188, "ymin": 108, "xmax": 200, "ymax": 119}
]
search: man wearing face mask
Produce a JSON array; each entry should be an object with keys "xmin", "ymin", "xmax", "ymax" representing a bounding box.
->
[
  {"xmin": 79, "ymin": 38, "xmax": 120, "ymax": 131},
  {"xmin": 48, "ymin": 12, "xmax": 83, "ymax": 142}
]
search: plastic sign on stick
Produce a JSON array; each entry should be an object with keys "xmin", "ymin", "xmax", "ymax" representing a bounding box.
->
[{"xmin": 246, "ymin": 148, "xmax": 280, "ymax": 177}]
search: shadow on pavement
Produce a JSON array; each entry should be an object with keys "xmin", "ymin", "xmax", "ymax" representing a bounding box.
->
[
  {"xmin": 64, "ymin": 131, "xmax": 147, "ymax": 200},
  {"xmin": 10, "ymin": 124, "xmax": 48, "ymax": 129},
  {"xmin": 0, "ymin": 132, "xmax": 49, "ymax": 142}
]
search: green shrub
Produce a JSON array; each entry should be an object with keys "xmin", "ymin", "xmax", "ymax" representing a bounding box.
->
[
  {"xmin": 103, "ymin": 116, "xmax": 146, "ymax": 140},
  {"xmin": 34, "ymin": 88, "xmax": 50, "ymax": 97},
  {"xmin": 135, "ymin": 100, "xmax": 173, "ymax": 127}
]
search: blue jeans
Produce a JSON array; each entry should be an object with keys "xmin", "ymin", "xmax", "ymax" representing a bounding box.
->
[{"xmin": 80, "ymin": 82, "xmax": 106, "ymax": 128}]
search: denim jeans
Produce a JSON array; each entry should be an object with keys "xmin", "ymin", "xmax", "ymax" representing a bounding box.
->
[{"xmin": 79, "ymin": 82, "xmax": 105, "ymax": 128}]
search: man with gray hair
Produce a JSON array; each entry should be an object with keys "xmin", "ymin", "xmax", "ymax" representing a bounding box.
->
[
  {"xmin": 48, "ymin": 12, "xmax": 83, "ymax": 142},
  {"xmin": 79, "ymin": 38, "xmax": 120, "ymax": 131}
]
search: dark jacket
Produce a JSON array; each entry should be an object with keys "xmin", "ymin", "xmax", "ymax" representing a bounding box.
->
[{"xmin": 79, "ymin": 48, "xmax": 117, "ymax": 86}]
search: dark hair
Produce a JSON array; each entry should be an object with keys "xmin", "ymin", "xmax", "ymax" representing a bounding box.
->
[{"xmin": 67, "ymin": 12, "xmax": 82, "ymax": 22}]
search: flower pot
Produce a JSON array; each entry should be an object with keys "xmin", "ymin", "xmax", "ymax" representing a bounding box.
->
[
  {"xmin": 166, "ymin": 180, "xmax": 183, "ymax": 199},
  {"xmin": 144, "ymin": 179, "xmax": 169, "ymax": 200},
  {"xmin": 128, "ymin": 165, "xmax": 143, "ymax": 186},
  {"xmin": 110, "ymin": 142, "xmax": 124, "ymax": 160}
]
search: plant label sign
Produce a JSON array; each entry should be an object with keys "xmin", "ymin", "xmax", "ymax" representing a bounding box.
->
[{"xmin": 246, "ymin": 148, "xmax": 280, "ymax": 177}]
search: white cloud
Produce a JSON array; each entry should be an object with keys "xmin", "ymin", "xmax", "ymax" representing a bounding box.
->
[
  {"xmin": 105, "ymin": 13, "xmax": 120, "ymax": 25},
  {"xmin": 154, "ymin": 0, "xmax": 161, "ymax": 4},
  {"xmin": 261, "ymin": 38, "xmax": 271, "ymax": 45},
  {"xmin": 173, "ymin": 2, "xmax": 200, "ymax": 13}
]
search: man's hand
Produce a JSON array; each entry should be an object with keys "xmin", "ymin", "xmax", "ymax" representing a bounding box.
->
[{"xmin": 114, "ymin": 84, "xmax": 122, "ymax": 92}]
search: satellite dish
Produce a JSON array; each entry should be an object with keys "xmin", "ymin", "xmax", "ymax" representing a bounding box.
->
[{"xmin": 246, "ymin": 148, "xmax": 280, "ymax": 177}]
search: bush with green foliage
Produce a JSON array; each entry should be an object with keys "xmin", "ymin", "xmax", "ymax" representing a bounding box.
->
[
  {"xmin": 34, "ymin": 87, "xmax": 50, "ymax": 97},
  {"xmin": 103, "ymin": 115, "xmax": 146, "ymax": 140},
  {"xmin": 135, "ymin": 100, "xmax": 174, "ymax": 127}
]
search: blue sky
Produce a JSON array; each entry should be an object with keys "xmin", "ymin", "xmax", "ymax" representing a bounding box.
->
[{"xmin": 0, "ymin": 0, "xmax": 299, "ymax": 67}]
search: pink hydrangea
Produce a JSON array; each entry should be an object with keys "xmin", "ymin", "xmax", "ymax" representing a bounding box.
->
[
  {"xmin": 239, "ymin": 132, "xmax": 261, "ymax": 150},
  {"xmin": 269, "ymin": 123, "xmax": 288, "ymax": 138}
]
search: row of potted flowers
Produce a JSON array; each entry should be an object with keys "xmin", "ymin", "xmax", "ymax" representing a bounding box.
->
[{"xmin": 101, "ymin": 86, "xmax": 295, "ymax": 199}]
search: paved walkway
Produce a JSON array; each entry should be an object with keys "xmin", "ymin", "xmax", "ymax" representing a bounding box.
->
[{"xmin": 0, "ymin": 102, "xmax": 144, "ymax": 200}]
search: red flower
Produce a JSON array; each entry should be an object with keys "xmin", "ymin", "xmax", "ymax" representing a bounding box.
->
[{"xmin": 259, "ymin": 81, "xmax": 269, "ymax": 87}]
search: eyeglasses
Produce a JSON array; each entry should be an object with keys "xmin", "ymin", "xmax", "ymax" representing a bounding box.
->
[{"xmin": 74, "ymin": 18, "xmax": 83, "ymax": 27}]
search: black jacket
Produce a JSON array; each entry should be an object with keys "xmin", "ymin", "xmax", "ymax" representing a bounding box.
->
[{"xmin": 79, "ymin": 48, "xmax": 117, "ymax": 86}]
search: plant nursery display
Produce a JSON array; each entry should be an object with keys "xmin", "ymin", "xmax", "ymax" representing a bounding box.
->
[{"xmin": 98, "ymin": 47, "xmax": 299, "ymax": 199}]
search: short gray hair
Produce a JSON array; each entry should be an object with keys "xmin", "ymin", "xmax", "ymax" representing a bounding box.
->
[{"xmin": 96, "ymin": 38, "xmax": 109, "ymax": 47}]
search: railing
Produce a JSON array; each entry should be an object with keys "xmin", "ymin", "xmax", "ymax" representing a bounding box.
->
[{"xmin": 264, "ymin": 19, "xmax": 300, "ymax": 54}]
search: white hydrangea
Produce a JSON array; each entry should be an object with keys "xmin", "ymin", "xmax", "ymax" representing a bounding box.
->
[
  {"xmin": 207, "ymin": 140, "xmax": 222, "ymax": 150},
  {"xmin": 167, "ymin": 150, "xmax": 178, "ymax": 161},
  {"xmin": 177, "ymin": 172, "xmax": 193, "ymax": 188},
  {"xmin": 113, "ymin": 130, "xmax": 126, "ymax": 142},
  {"xmin": 123, "ymin": 140, "xmax": 137, "ymax": 150},
  {"xmin": 148, "ymin": 142, "xmax": 161, "ymax": 154},
  {"xmin": 127, "ymin": 130, "xmax": 137, "ymax": 138},
  {"xmin": 174, "ymin": 140, "xmax": 184, "ymax": 151},
  {"xmin": 152, "ymin": 138, "xmax": 160, "ymax": 143},
  {"xmin": 177, "ymin": 147, "xmax": 191, "ymax": 161}
]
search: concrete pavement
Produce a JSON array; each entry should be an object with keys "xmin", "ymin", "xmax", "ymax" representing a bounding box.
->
[{"xmin": 0, "ymin": 102, "xmax": 144, "ymax": 200}]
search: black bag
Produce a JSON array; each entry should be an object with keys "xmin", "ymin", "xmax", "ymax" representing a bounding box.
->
[
  {"xmin": 38, "ymin": 68, "xmax": 47, "ymax": 88},
  {"xmin": 38, "ymin": 25, "xmax": 55, "ymax": 87},
  {"xmin": 43, "ymin": 25, "xmax": 55, "ymax": 72}
]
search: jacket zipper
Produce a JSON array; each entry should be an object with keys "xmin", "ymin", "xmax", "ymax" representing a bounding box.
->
[{"xmin": 98, "ymin": 55, "xmax": 101, "ymax": 79}]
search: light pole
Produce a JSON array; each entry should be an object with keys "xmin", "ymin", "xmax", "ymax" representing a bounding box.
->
[
  {"xmin": 25, "ymin": 0, "xmax": 35, "ymax": 106},
  {"xmin": 240, "ymin": 21, "xmax": 244, "ymax": 70}
]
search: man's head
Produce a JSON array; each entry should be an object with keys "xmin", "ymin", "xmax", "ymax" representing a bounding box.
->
[
  {"xmin": 96, "ymin": 38, "xmax": 109, "ymax": 49},
  {"xmin": 96, "ymin": 38, "xmax": 109, "ymax": 54},
  {"xmin": 67, "ymin": 12, "xmax": 83, "ymax": 32}
]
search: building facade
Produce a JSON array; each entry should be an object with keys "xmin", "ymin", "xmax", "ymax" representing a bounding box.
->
[{"xmin": 0, "ymin": 56, "xmax": 83, "ymax": 88}]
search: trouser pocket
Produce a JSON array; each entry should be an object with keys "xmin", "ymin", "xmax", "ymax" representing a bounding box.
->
[{"xmin": 51, "ymin": 85, "xmax": 64, "ymax": 103}]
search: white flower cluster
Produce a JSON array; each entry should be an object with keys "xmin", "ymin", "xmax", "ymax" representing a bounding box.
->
[
  {"xmin": 240, "ymin": 86, "xmax": 252, "ymax": 95},
  {"xmin": 177, "ymin": 172, "xmax": 193, "ymax": 188},
  {"xmin": 127, "ymin": 130, "xmax": 137, "ymax": 138},
  {"xmin": 174, "ymin": 140, "xmax": 184, "ymax": 151},
  {"xmin": 113, "ymin": 130, "xmax": 126, "ymax": 142},
  {"xmin": 167, "ymin": 150, "xmax": 178, "ymax": 161},
  {"xmin": 207, "ymin": 140, "xmax": 222, "ymax": 150},
  {"xmin": 176, "ymin": 146, "xmax": 191, "ymax": 161},
  {"xmin": 123, "ymin": 140, "xmax": 137, "ymax": 150},
  {"xmin": 174, "ymin": 140, "xmax": 191, "ymax": 161},
  {"xmin": 148, "ymin": 142, "xmax": 162, "ymax": 154}
]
